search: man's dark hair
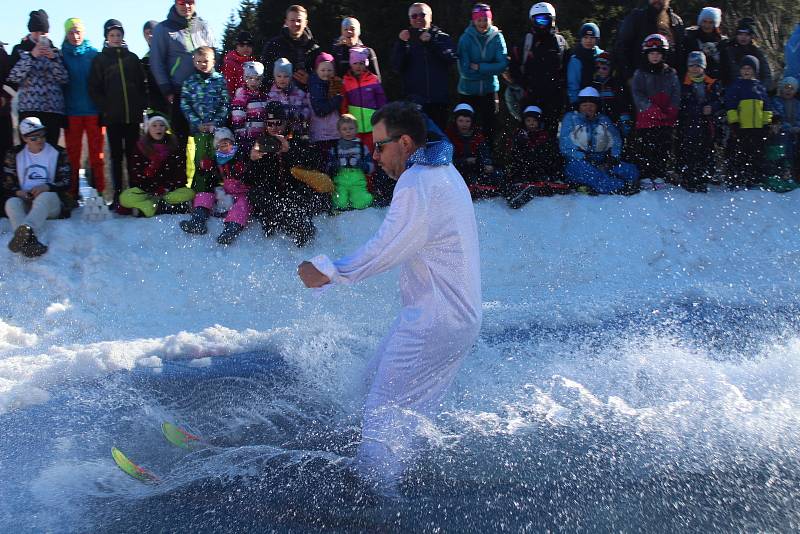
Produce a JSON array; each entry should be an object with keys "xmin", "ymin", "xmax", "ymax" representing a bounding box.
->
[{"xmin": 371, "ymin": 102, "xmax": 427, "ymax": 147}]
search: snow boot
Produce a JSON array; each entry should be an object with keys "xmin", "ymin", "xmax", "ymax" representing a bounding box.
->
[
  {"xmin": 216, "ymin": 221, "xmax": 244, "ymax": 245},
  {"xmin": 179, "ymin": 207, "xmax": 210, "ymax": 235},
  {"xmin": 8, "ymin": 224, "xmax": 32, "ymax": 254}
]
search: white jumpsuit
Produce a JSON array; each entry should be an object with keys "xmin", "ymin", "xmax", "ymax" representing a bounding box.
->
[{"xmin": 311, "ymin": 156, "xmax": 482, "ymax": 485}]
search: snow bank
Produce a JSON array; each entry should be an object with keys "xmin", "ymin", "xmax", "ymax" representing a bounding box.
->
[{"xmin": 1, "ymin": 187, "xmax": 799, "ymax": 414}]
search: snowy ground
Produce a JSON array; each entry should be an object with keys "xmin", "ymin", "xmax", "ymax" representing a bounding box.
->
[{"xmin": 1, "ymin": 187, "xmax": 800, "ymax": 531}]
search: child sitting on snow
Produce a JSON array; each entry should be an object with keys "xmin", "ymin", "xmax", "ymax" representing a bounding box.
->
[
  {"xmin": 446, "ymin": 103, "xmax": 502, "ymax": 198},
  {"xmin": 327, "ymin": 114, "xmax": 373, "ymax": 210},
  {"xmin": 120, "ymin": 114, "xmax": 195, "ymax": 217},
  {"xmin": 180, "ymin": 128, "xmax": 251, "ymax": 246},
  {"xmin": 230, "ymin": 61, "xmax": 269, "ymax": 148},
  {"xmin": 504, "ymin": 105, "xmax": 565, "ymax": 208}
]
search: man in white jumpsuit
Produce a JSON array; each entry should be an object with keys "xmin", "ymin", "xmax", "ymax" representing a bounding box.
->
[{"xmin": 298, "ymin": 102, "xmax": 482, "ymax": 488}]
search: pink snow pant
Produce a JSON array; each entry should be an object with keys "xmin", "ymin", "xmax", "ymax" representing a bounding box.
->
[{"xmin": 193, "ymin": 178, "xmax": 251, "ymax": 226}]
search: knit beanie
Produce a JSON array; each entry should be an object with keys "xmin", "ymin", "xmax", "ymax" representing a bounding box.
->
[
  {"xmin": 579, "ymin": 23, "xmax": 600, "ymax": 39},
  {"xmin": 273, "ymin": 57, "xmax": 293, "ymax": 77},
  {"xmin": 740, "ymin": 54, "xmax": 760, "ymax": 76},
  {"xmin": 28, "ymin": 10, "xmax": 49, "ymax": 33},
  {"xmin": 736, "ymin": 17, "xmax": 756, "ymax": 36},
  {"xmin": 780, "ymin": 77, "xmax": 799, "ymax": 91},
  {"xmin": 146, "ymin": 113, "xmax": 171, "ymax": 131},
  {"xmin": 104, "ymin": 19, "xmax": 124, "ymax": 38},
  {"xmin": 349, "ymin": 46, "xmax": 370, "ymax": 66},
  {"xmin": 577, "ymin": 86, "xmax": 601, "ymax": 106},
  {"xmin": 342, "ymin": 17, "xmax": 361, "ymax": 34},
  {"xmin": 453, "ymin": 103, "xmax": 475, "ymax": 118},
  {"xmin": 214, "ymin": 128, "xmax": 235, "ymax": 147},
  {"xmin": 243, "ymin": 61, "xmax": 265, "ymax": 78},
  {"xmin": 687, "ymin": 51, "xmax": 707, "ymax": 69},
  {"xmin": 64, "ymin": 18, "xmax": 83, "ymax": 34},
  {"xmin": 523, "ymin": 105, "xmax": 542, "ymax": 119},
  {"xmin": 314, "ymin": 52, "xmax": 335, "ymax": 69},
  {"xmin": 236, "ymin": 31, "xmax": 254, "ymax": 45},
  {"xmin": 697, "ymin": 7, "xmax": 722, "ymax": 28}
]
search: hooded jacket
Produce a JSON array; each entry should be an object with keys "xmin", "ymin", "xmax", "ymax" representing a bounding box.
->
[
  {"xmin": 391, "ymin": 25, "xmax": 457, "ymax": 105},
  {"xmin": 559, "ymin": 111, "xmax": 624, "ymax": 160},
  {"xmin": 509, "ymin": 27, "xmax": 567, "ymax": 110},
  {"xmin": 261, "ymin": 27, "xmax": 320, "ymax": 81},
  {"xmin": 342, "ymin": 70, "xmax": 386, "ymax": 134},
  {"xmin": 221, "ymin": 50, "xmax": 253, "ymax": 95},
  {"xmin": 61, "ymin": 39, "xmax": 100, "ymax": 116},
  {"xmin": 457, "ymin": 24, "xmax": 508, "ymax": 96},
  {"xmin": 725, "ymin": 78, "xmax": 773, "ymax": 129},
  {"xmin": 88, "ymin": 45, "xmax": 146, "ymax": 125},
  {"xmin": 180, "ymin": 71, "xmax": 229, "ymax": 134},
  {"xmin": 149, "ymin": 6, "xmax": 215, "ymax": 97},
  {"xmin": 7, "ymin": 50, "xmax": 69, "ymax": 114},
  {"xmin": 631, "ymin": 63, "xmax": 681, "ymax": 128},
  {"xmin": 128, "ymin": 137, "xmax": 187, "ymax": 194}
]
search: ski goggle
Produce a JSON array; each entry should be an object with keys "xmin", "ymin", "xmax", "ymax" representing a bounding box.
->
[
  {"xmin": 643, "ymin": 38, "xmax": 666, "ymax": 50},
  {"xmin": 532, "ymin": 14, "xmax": 551, "ymax": 26}
]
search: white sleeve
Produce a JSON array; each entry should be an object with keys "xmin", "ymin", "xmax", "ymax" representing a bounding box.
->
[{"xmin": 310, "ymin": 184, "xmax": 428, "ymax": 286}]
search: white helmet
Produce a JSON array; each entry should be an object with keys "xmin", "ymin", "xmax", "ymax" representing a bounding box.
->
[{"xmin": 529, "ymin": 2, "xmax": 556, "ymax": 19}]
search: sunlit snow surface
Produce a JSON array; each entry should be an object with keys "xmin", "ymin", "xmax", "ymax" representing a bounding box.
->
[{"xmin": 1, "ymin": 188, "xmax": 799, "ymax": 532}]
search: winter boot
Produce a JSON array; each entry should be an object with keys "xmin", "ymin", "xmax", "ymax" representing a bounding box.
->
[
  {"xmin": 14, "ymin": 226, "xmax": 48, "ymax": 258},
  {"xmin": 179, "ymin": 207, "xmax": 210, "ymax": 235},
  {"xmin": 216, "ymin": 221, "xmax": 244, "ymax": 245},
  {"xmin": 8, "ymin": 224, "xmax": 32, "ymax": 254}
]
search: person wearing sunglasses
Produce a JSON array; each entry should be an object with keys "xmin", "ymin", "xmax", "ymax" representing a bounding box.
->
[
  {"xmin": 3, "ymin": 117, "xmax": 72, "ymax": 258},
  {"xmin": 149, "ymin": 0, "xmax": 215, "ymax": 143},
  {"xmin": 613, "ymin": 0, "xmax": 684, "ymax": 84},
  {"xmin": 391, "ymin": 3, "xmax": 457, "ymax": 131},
  {"xmin": 507, "ymin": 2, "xmax": 567, "ymax": 134},
  {"xmin": 298, "ymin": 101, "xmax": 481, "ymax": 492}
]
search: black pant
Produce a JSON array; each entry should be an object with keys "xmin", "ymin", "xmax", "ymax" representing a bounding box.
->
[
  {"xmin": 729, "ymin": 128, "xmax": 766, "ymax": 187},
  {"xmin": 170, "ymin": 92, "xmax": 190, "ymax": 145},
  {"xmin": 106, "ymin": 124, "xmax": 140, "ymax": 200},
  {"xmin": 18, "ymin": 111, "xmax": 64, "ymax": 146},
  {"xmin": 635, "ymin": 127, "xmax": 675, "ymax": 180},
  {"xmin": 459, "ymin": 93, "xmax": 498, "ymax": 147},
  {"xmin": 677, "ymin": 131, "xmax": 715, "ymax": 188}
]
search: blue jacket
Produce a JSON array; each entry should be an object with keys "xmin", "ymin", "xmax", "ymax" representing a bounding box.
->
[
  {"xmin": 457, "ymin": 25, "xmax": 508, "ymax": 96},
  {"xmin": 150, "ymin": 6, "xmax": 215, "ymax": 98},
  {"xmin": 724, "ymin": 78, "xmax": 773, "ymax": 129},
  {"xmin": 559, "ymin": 111, "xmax": 623, "ymax": 161},
  {"xmin": 567, "ymin": 46, "xmax": 603, "ymax": 104},
  {"xmin": 391, "ymin": 25, "xmax": 457, "ymax": 105},
  {"xmin": 786, "ymin": 24, "xmax": 800, "ymax": 81},
  {"xmin": 61, "ymin": 40, "xmax": 99, "ymax": 116},
  {"xmin": 772, "ymin": 95, "xmax": 800, "ymax": 133}
]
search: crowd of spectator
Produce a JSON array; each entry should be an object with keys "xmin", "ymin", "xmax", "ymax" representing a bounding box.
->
[{"xmin": 2, "ymin": 1, "xmax": 800, "ymax": 257}]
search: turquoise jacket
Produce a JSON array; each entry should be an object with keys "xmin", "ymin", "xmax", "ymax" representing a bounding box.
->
[
  {"xmin": 457, "ymin": 24, "xmax": 508, "ymax": 96},
  {"xmin": 62, "ymin": 40, "xmax": 99, "ymax": 116}
]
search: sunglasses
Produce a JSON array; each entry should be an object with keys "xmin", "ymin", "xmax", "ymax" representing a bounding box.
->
[
  {"xmin": 266, "ymin": 120, "xmax": 284, "ymax": 127},
  {"xmin": 409, "ymin": 12, "xmax": 427, "ymax": 19},
  {"xmin": 373, "ymin": 135, "xmax": 401, "ymax": 153}
]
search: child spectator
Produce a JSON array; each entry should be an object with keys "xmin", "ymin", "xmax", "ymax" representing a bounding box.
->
[
  {"xmin": 567, "ymin": 23, "xmax": 603, "ymax": 107},
  {"xmin": 591, "ymin": 52, "xmax": 633, "ymax": 139},
  {"xmin": 772, "ymin": 77, "xmax": 800, "ymax": 175},
  {"xmin": 341, "ymin": 47, "xmax": 386, "ymax": 149},
  {"xmin": 180, "ymin": 46, "xmax": 230, "ymax": 187},
  {"xmin": 3, "ymin": 117, "xmax": 71, "ymax": 257},
  {"xmin": 560, "ymin": 87, "xmax": 639, "ymax": 195},
  {"xmin": 119, "ymin": 114, "xmax": 194, "ymax": 217},
  {"xmin": 677, "ymin": 51, "xmax": 722, "ymax": 192},
  {"xmin": 725, "ymin": 55, "xmax": 774, "ymax": 188},
  {"xmin": 230, "ymin": 61, "xmax": 269, "ymax": 148},
  {"xmin": 222, "ymin": 31, "xmax": 255, "ymax": 95},
  {"xmin": 267, "ymin": 58, "xmax": 312, "ymax": 136},
  {"xmin": 61, "ymin": 18, "xmax": 104, "ymax": 200},
  {"xmin": 446, "ymin": 103, "xmax": 501, "ymax": 197},
  {"xmin": 88, "ymin": 20, "xmax": 146, "ymax": 211},
  {"xmin": 328, "ymin": 114, "xmax": 373, "ymax": 210},
  {"xmin": 721, "ymin": 18, "xmax": 772, "ymax": 90},
  {"xmin": 631, "ymin": 34, "xmax": 680, "ymax": 190},
  {"xmin": 245, "ymin": 102, "xmax": 320, "ymax": 247},
  {"xmin": 308, "ymin": 53, "xmax": 343, "ymax": 155},
  {"xmin": 180, "ymin": 128, "xmax": 251, "ymax": 245},
  {"xmin": 504, "ymin": 105, "xmax": 565, "ymax": 208}
]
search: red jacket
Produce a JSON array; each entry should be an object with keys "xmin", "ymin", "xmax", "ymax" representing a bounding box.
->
[{"xmin": 222, "ymin": 50, "xmax": 254, "ymax": 95}]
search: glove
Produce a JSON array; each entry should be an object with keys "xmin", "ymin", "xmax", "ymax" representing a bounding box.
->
[
  {"xmin": 328, "ymin": 77, "xmax": 343, "ymax": 98},
  {"xmin": 199, "ymin": 158, "xmax": 215, "ymax": 172}
]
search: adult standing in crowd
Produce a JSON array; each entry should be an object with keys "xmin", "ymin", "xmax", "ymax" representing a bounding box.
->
[
  {"xmin": 681, "ymin": 7, "xmax": 727, "ymax": 80},
  {"xmin": 7, "ymin": 10, "xmax": 69, "ymax": 148},
  {"xmin": 61, "ymin": 18, "xmax": 104, "ymax": 199},
  {"xmin": 456, "ymin": 3, "xmax": 508, "ymax": 145},
  {"xmin": 720, "ymin": 18, "xmax": 772, "ymax": 90},
  {"xmin": 508, "ymin": 2, "xmax": 567, "ymax": 132},
  {"xmin": 141, "ymin": 20, "xmax": 170, "ymax": 116},
  {"xmin": 332, "ymin": 17, "xmax": 381, "ymax": 81},
  {"xmin": 150, "ymin": 0, "xmax": 215, "ymax": 142},
  {"xmin": 614, "ymin": 0, "xmax": 685, "ymax": 83},
  {"xmin": 0, "ymin": 43, "xmax": 12, "ymax": 176},
  {"xmin": 3, "ymin": 117, "xmax": 71, "ymax": 258},
  {"xmin": 787, "ymin": 23, "xmax": 800, "ymax": 81},
  {"xmin": 391, "ymin": 2, "xmax": 457, "ymax": 130},
  {"xmin": 261, "ymin": 5, "xmax": 320, "ymax": 88}
]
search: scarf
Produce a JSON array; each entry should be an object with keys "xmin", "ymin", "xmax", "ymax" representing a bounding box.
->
[{"xmin": 216, "ymin": 145, "xmax": 238, "ymax": 165}]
